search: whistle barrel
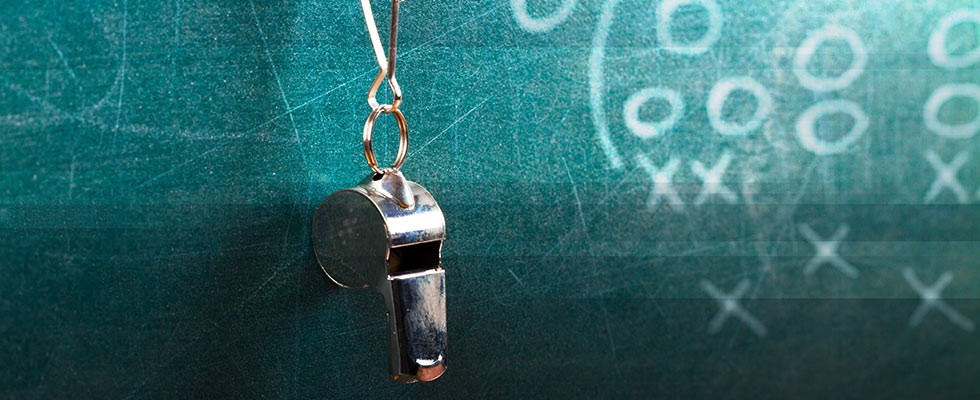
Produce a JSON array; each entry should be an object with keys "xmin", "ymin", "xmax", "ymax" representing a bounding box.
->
[{"xmin": 384, "ymin": 268, "xmax": 447, "ymax": 383}]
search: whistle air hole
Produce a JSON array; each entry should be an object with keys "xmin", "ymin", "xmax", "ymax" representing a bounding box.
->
[{"xmin": 388, "ymin": 241, "xmax": 442, "ymax": 275}]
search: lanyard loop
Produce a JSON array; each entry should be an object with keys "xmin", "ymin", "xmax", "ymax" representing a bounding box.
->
[{"xmin": 361, "ymin": 0, "xmax": 403, "ymax": 111}]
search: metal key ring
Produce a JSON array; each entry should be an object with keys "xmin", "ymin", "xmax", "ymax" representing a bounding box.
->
[{"xmin": 363, "ymin": 105, "xmax": 408, "ymax": 175}]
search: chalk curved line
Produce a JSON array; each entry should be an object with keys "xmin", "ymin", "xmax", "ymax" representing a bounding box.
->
[
  {"xmin": 793, "ymin": 25, "xmax": 867, "ymax": 93},
  {"xmin": 511, "ymin": 0, "xmax": 576, "ymax": 33},
  {"xmin": 657, "ymin": 0, "xmax": 723, "ymax": 56},
  {"xmin": 707, "ymin": 76, "xmax": 773, "ymax": 136},
  {"xmin": 589, "ymin": 0, "xmax": 623, "ymax": 168},
  {"xmin": 928, "ymin": 9, "xmax": 980, "ymax": 69},
  {"xmin": 795, "ymin": 99, "xmax": 869, "ymax": 155},
  {"xmin": 623, "ymin": 87, "xmax": 685, "ymax": 139},
  {"xmin": 923, "ymin": 83, "xmax": 980, "ymax": 139}
]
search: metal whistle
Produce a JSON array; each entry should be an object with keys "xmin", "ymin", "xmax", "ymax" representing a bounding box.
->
[{"xmin": 312, "ymin": 170, "xmax": 447, "ymax": 383}]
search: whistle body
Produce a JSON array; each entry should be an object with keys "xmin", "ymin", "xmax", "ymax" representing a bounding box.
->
[{"xmin": 312, "ymin": 171, "xmax": 446, "ymax": 383}]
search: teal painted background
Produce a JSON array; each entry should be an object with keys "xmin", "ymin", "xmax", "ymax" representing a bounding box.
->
[{"xmin": 2, "ymin": 0, "xmax": 980, "ymax": 398}]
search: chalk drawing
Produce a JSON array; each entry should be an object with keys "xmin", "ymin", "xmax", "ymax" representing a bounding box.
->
[
  {"xmin": 927, "ymin": 9, "xmax": 980, "ymax": 69},
  {"xmin": 636, "ymin": 154, "xmax": 684, "ymax": 212},
  {"xmin": 924, "ymin": 150, "xmax": 970, "ymax": 204},
  {"xmin": 795, "ymin": 99, "xmax": 869, "ymax": 155},
  {"xmin": 798, "ymin": 223, "xmax": 858, "ymax": 279},
  {"xmin": 623, "ymin": 87, "xmax": 685, "ymax": 139},
  {"xmin": 511, "ymin": 0, "xmax": 576, "ymax": 33},
  {"xmin": 707, "ymin": 76, "xmax": 773, "ymax": 136},
  {"xmin": 903, "ymin": 269, "xmax": 975, "ymax": 332},
  {"xmin": 701, "ymin": 279, "xmax": 767, "ymax": 337},
  {"xmin": 691, "ymin": 151, "xmax": 737, "ymax": 205},
  {"xmin": 793, "ymin": 25, "xmax": 867, "ymax": 92},
  {"xmin": 589, "ymin": 0, "xmax": 623, "ymax": 168},
  {"xmin": 923, "ymin": 83, "xmax": 980, "ymax": 139},
  {"xmin": 657, "ymin": 0, "xmax": 724, "ymax": 56}
]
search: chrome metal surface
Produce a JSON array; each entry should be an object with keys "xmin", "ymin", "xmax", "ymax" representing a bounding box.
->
[
  {"xmin": 312, "ymin": 171, "xmax": 447, "ymax": 382},
  {"xmin": 360, "ymin": 169, "xmax": 416, "ymax": 209},
  {"xmin": 385, "ymin": 269, "xmax": 446, "ymax": 383}
]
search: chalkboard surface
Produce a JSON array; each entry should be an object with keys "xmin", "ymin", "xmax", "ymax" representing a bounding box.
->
[{"xmin": 2, "ymin": 0, "xmax": 979, "ymax": 398}]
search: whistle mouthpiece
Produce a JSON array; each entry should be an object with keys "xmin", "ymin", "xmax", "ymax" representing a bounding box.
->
[{"xmin": 386, "ymin": 268, "xmax": 447, "ymax": 383}]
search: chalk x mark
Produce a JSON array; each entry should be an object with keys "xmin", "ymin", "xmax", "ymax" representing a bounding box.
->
[
  {"xmin": 903, "ymin": 269, "xmax": 974, "ymax": 332},
  {"xmin": 701, "ymin": 279, "xmax": 768, "ymax": 337},
  {"xmin": 798, "ymin": 223, "xmax": 858, "ymax": 278},
  {"xmin": 691, "ymin": 151, "xmax": 737, "ymax": 205},
  {"xmin": 636, "ymin": 155, "xmax": 684, "ymax": 212},
  {"xmin": 924, "ymin": 150, "xmax": 970, "ymax": 204}
]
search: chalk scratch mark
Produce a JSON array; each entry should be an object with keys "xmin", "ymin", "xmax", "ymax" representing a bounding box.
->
[
  {"xmin": 249, "ymin": 0, "xmax": 309, "ymax": 177},
  {"xmin": 543, "ymin": 173, "xmax": 629, "ymax": 258},
  {"xmin": 411, "ymin": 96, "xmax": 492, "ymax": 157},
  {"xmin": 243, "ymin": 69, "xmax": 375, "ymax": 136},
  {"xmin": 129, "ymin": 147, "xmax": 219, "ymax": 192},
  {"xmin": 563, "ymin": 157, "xmax": 589, "ymax": 239},
  {"xmin": 599, "ymin": 300, "xmax": 618, "ymax": 360},
  {"xmin": 507, "ymin": 268, "xmax": 525, "ymax": 287},
  {"xmin": 173, "ymin": 0, "xmax": 183, "ymax": 45},
  {"xmin": 400, "ymin": 4, "xmax": 506, "ymax": 60},
  {"xmin": 46, "ymin": 34, "xmax": 78, "ymax": 82},
  {"xmin": 2, "ymin": 79, "xmax": 68, "ymax": 118},
  {"xmin": 562, "ymin": 157, "xmax": 598, "ymax": 279},
  {"xmin": 241, "ymin": 3, "xmax": 503, "ymax": 137},
  {"xmin": 243, "ymin": 269, "xmax": 281, "ymax": 308},
  {"xmin": 168, "ymin": 0, "xmax": 184, "ymax": 137},
  {"xmin": 112, "ymin": 0, "xmax": 129, "ymax": 147},
  {"xmin": 0, "ymin": 76, "xmax": 204, "ymax": 137},
  {"xmin": 67, "ymin": 156, "xmax": 77, "ymax": 200}
]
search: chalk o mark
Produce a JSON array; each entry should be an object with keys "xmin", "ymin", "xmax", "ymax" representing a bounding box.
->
[
  {"xmin": 589, "ymin": 0, "xmax": 624, "ymax": 168},
  {"xmin": 923, "ymin": 83, "xmax": 980, "ymax": 139},
  {"xmin": 793, "ymin": 25, "xmax": 867, "ymax": 92},
  {"xmin": 511, "ymin": 0, "xmax": 576, "ymax": 33},
  {"xmin": 707, "ymin": 76, "xmax": 773, "ymax": 136},
  {"xmin": 657, "ymin": 0, "xmax": 724, "ymax": 56},
  {"xmin": 795, "ymin": 100, "xmax": 869, "ymax": 155},
  {"xmin": 623, "ymin": 87, "xmax": 685, "ymax": 139},
  {"xmin": 928, "ymin": 9, "xmax": 980, "ymax": 69}
]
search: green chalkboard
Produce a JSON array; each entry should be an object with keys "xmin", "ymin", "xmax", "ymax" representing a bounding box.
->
[{"xmin": 2, "ymin": 0, "xmax": 980, "ymax": 398}]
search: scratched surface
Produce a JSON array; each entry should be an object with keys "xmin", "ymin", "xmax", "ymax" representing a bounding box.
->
[{"xmin": 2, "ymin": 0, "xmax": 980, "ymax": 398}]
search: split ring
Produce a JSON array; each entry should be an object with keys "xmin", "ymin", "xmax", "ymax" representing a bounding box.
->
[{"xmin": 363, "ymin": 105, "xmax": 409, "ymax": 174}]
